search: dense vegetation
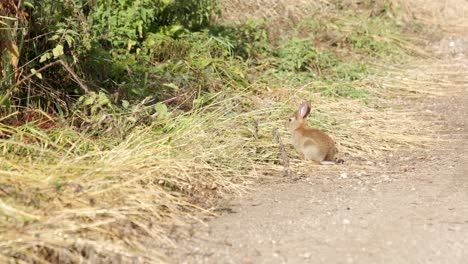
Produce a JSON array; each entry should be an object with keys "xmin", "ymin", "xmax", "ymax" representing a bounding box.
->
[
  {"xmin": 1, "ymin": 0, "xmax": 409, "ymax": 119},
  {"xmin": 0, "ymin": 0, "xmax": 425, "ymax": 262}
]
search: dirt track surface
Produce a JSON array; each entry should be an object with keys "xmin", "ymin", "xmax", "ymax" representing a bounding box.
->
[{"xmin": 167, "ymin": 2, "xmax": 468, "ymax": 263}]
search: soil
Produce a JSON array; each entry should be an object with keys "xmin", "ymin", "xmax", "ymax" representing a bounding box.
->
[{"xmin": 166, "ymin": 2, "xmax": 468, "ymax": 263}]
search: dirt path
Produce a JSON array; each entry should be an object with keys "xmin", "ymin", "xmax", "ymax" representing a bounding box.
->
[
  {"xmin": 167, "ymin": 2, "xmax": 468, "ymax": 263},
  {"xmin": 170, "ymin": 94, "xmax": 468, "ymax": 263}
]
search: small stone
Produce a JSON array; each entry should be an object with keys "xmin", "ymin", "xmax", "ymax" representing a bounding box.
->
[
  {"xmin": 355, "ymin": 171, "xmax": 367, "ymax": 177},
  {"xmin": 343, "ymin": 219, "xmax": 350, "ymax": 225},
  {"xmin": 340, "ymin": 173, "xmax": 348, "ymax": 179}
]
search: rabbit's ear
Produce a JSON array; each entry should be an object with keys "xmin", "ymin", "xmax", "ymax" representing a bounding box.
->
[{"xmin": 299, "ymin": 101, "xmax": 311, "ymax": 118}]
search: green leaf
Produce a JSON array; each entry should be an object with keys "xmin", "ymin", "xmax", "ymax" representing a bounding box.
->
[
  {"xmin": 163, "ymin": 83, "xmax": 179, "ymax": 91},
  {"xmin": 127, "ymin": 40, "xmax": 137, "ymax": 51},
  {"xmin": 30, "ymin": 68, "xmax": 42, "ymax": 79},
  {"xmin": 0, "ymin": 93, "xmax": 11, "ymax": 108},
  {"xmin": 48, "ymin": 35, "xmax": 60, "ymax": 41},
  {"xmin": 97, "ymin": 92, "xmax": 110, "ymax": 106},
  {"xmin": 122, "ymin": 100, "xmax": 130, "ymax": 109},
  {"xmin": 67, "ymin": 29, "xmax": 79, "ymax": 36},
  {"xmin": 23, "ymin": 1, "xmax": 34, "ymax": 8},
  {"xmin": 161, "ymin": 0, "xmax": 175, "ymax": 6},
  {"xmin": 52, "ymin": 44, "xmax": 64, "ymax": 58},
  {"xmin": 137, "ymin": 24, "xmax": 143, "ymax": 38},
  {"xmin": 154, "ymin": 102, "xmax": 168, "ymax": 118},
  {"xmin": 39, "ymin": 53, "xmax": 51, "ymax": 63},
  {"xmin": 83, "ymin": 97, "xmax": 95, "ymax": 106},
  {"xmin": 65, "ymin": 35, "xmax": 74, "ymax": 48},
  {"xmin": 168, "ymin": 25, "xmax": 183, "ymax": 34}
]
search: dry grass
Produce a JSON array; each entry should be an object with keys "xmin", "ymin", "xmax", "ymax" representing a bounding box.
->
[
  {"xmin": 216, "ymin": 0, "xmax": 414, "ymax": 38},
  {"xmin": 1, "ymin": 57, "xmax": 457, "ymax": 262},
  {"xmin": 402, "ymin": 0, "xmax": 468, "ymax": 33},
  {"xmin": 217, "ymin": 0, "xmax": 326, "ymax": 24},
  {"xmin": 1, "ymin": 0, "xmax": 464, "ymax": 263}
]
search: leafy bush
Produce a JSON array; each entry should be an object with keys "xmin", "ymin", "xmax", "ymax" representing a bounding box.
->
[
  {"xmin": 1, "ymin": 0, "xmax": 407, "ymax": 116},
  {"xmin": 210, "ymin": 19, "xmax": 270, "ymax": 59},
  {"xmin": 137, "ymin": 31, "xmax": 247, "ymax": 108},
  {"xmin": 1, "ymin": 0, "xmax": 219, "ymax": 113},
  {"xmin": 276, "ymin": 38, "xmax": 335, "ymax": 73},
  {"xmin": 89, "ymin": 0, "xmax": 217, "ymax": 50}
]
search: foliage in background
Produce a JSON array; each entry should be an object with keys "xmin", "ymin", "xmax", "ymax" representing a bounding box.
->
[
  {"xmin": 1, "ymin": 0, "xmax": 218, "ymax": 114},
  {"xmin": 90, "ymin": 0, "xmax": 216, "ymax": 50},
  {"xmin": 0, "ymin": 0, "xmax": 410, "ymax": 117}
]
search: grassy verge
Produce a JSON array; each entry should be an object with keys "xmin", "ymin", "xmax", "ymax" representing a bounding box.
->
[{"xmin": 0, "ymin": 1, "xmax": 442, "ymax": 263}]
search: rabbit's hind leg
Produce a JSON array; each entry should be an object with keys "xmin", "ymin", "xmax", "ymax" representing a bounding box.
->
[{"xmin": 303, "ymin": 143, "xmax": 326, "ymax": 162}]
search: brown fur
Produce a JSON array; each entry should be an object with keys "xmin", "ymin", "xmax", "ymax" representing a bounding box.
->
[{"xmin": 288, "ymin": 102, "xmax": 338, "ymax": 163}]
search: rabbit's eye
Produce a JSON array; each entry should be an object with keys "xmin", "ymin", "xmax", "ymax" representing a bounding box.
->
[{"xmin": 288, "ymin": 117, "xmax": 293, "ymax": 122}]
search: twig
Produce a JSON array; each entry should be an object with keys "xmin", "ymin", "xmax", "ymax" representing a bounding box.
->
[
  {"xmin": 272, "ymin": 128, "xmax": 292, "ymax": 177},
  {"xmin": 14, "ymin": 60, "xmax": 61, "ymax": 87},
  {"xmin": 13, "ymin": 59, "xmax": 90, "ymax": 94},
  {"xmin": 57, "ymin": 59, "xmax": 90, "ymax": 93}
]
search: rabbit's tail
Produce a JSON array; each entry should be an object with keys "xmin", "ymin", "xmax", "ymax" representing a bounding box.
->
[
  {"xmin": 320, "ymin": 161, "xmax": 336, "ymax": 165},
  {"xmin": 320, "ymin": 158, "xmax": 344, "ymax": 165}
]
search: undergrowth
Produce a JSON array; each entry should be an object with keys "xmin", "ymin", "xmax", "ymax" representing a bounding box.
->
[{"xmin": 0, "ymin": 0, "xmax": 432, "ymax": 262}]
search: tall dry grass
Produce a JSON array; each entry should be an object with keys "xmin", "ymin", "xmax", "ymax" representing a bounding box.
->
[{"xmin": 1, "ymin": 64, "xmax": 454, "ymax": 262}]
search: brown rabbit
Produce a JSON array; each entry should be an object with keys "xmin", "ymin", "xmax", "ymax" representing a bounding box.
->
[{"xmin": 288, "ymin": 101, "xmax": 339, "ymax": 165}]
